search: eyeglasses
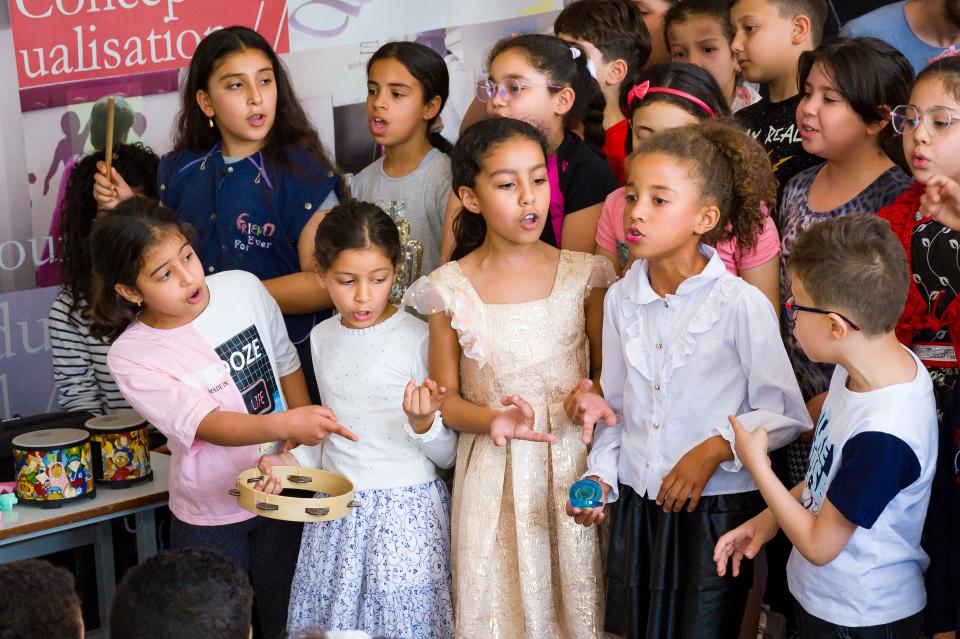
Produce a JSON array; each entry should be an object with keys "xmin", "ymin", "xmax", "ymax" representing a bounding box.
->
[
  {"xmin": 475, "ymin": 78, "xmax": 563, "ymax": 102},
  {"xmin": 891, "ymin": 105, "xmax": 960, "ymax": 136},
  {"xmin": 784, "ymin": 297, "xmax": 861, "ymax": 331}
]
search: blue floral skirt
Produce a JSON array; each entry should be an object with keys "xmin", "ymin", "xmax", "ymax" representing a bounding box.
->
[{"xmin": 287, "ymin": 478, "xmax": 453, "ymax": 639}]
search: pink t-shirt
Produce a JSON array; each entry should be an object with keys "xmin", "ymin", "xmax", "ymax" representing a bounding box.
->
[
  {"xmin": 595, "ymin": 186, "xmax": 781, "ymax": 273},
  {"xmin": 108, "ymin": 270, "xmax": 300, "ymax": 526}
]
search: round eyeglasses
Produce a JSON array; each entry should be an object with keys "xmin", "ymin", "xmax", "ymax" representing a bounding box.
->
[
  {"xmin": 891, "ymin": 104, "xmax": 960, "ymax": 136},
  {"xmin": 475, "ymin": 78, "xmax": 564, "ymax": 102}
]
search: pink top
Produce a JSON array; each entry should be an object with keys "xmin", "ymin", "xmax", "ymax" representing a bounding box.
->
[
  {"xmin": 595, "ymin": 187, "xmax": 781, "ymax": 273},
  {"xmin": 108, "ymin": 271, "xmax": 299, "ymax": 526}
]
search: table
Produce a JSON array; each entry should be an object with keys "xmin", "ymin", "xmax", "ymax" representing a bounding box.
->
[{"xmin": 0, "ymin": 453, "xmax": 170, "ymax": 639}]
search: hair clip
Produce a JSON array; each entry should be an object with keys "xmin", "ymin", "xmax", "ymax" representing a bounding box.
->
[
  {"xmin": 930, "ymin": 45, "xmax": 960, "ymax": 64},
  {"xmin": 626, "ymin": 81, "xmax": 650, "ymax": 106}
]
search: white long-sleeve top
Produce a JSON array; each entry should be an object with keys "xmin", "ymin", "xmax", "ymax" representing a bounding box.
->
[
  {"xmin": 586, "ymin": 246, "xmax": 811, "ymax": 503},
  {"xmin": 291, "ymin": 310, "xmax": 457, "ymax": 491}
]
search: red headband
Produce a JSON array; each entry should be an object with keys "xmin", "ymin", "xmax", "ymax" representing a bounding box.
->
[{"xmin": 626, "ymin": 81, "xmax": 716, "ymax": 117}]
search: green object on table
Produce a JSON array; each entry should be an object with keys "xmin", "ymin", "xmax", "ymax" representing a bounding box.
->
[{"xmin": 0, "ymin": 493, "xmax": 17, "ymax": 511}]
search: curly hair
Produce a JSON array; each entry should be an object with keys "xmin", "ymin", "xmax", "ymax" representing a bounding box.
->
[
  {"xmin": 451, "ymin": 118, "xmax": 549, "ymax": 260},
  {"xmin": 489, "ymin": 34, "xmax": 607, "ymax": 155},
  {"xmin": 0, "ymin": 559, "xmax": 83, "ymax": 639},
  {"xmin": 634, "ymin": 119, "xmax": 776, "ymax": 251},
  {"xmin": 59, "ymin": 143, "xmax": 159, "ymax": 319},
  {"xmin": 110, "ymin": 548, "xmax": 253, "ymax": 639}
]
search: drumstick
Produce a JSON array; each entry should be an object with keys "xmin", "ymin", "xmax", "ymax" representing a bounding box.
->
[{"xmin": 104, "ymin": 96, "xmax": 115, "ymax": 182}]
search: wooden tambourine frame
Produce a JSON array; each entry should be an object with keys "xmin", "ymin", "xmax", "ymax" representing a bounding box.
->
[{"xmin": 230, "ymin": 466, "xmax": 358, "ymax": 522}]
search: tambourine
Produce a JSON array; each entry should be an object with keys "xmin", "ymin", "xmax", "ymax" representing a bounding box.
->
[{"xmin": 230, "ymin": 466, "xmax": 358, "ymax": 522}]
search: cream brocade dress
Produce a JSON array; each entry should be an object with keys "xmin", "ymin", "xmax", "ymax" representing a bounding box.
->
[{"xmin": 404, "ymin": 250, "xmax": 615, "ymax": 639}]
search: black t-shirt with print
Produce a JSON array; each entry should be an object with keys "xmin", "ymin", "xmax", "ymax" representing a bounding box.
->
[{"xmin": 736, "ymin": 94, "xmax": 821, "ymax": 225}]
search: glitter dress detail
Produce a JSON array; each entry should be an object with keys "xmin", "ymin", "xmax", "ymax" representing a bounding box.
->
[{"xmin": 404, "ymin": 251, "xmax": 615, "ymax": 638}]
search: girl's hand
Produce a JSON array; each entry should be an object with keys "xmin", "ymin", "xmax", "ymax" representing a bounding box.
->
[
  {"xmin": 403, "ymin": 378, "xmax": 448, "ymax": 434},
  {"xmin": 565, "ymin": 475, "xmax": 611, "ymax": 527},
  {"xmin": 713, "ymin": 509, "xmax": 779, "ymax": 577},
  {"xmin": 563, "ymin": 379, "xmax": 618, "ymax": 444},
  {"xmin": 657, "ymin": 436, "xmax": 729, "ymax": 512},
  {"xmin": 728, "ymin": 415, "xmax": 770, "ymax": 472},
  {"xmin": 283, "ymin": 406, "xmax": 358, "ymax": 445},
  {"xmin": 254, "ymin": 452, "xmax": 298, "ymax": 494},
  {"xmin": 921, "ymin": 175, "xmax": 960, "ymax": 231},
  {"xmin": 93, "ymin": 161, "xmax": 134, "ymax": 212},
  {"xmin": 489, "ymin": 395, "xmax": 556, "ymax": 447}
]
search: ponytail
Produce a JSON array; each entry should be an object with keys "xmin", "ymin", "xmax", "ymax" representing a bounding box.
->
[
  {"xmin": 635, "ymin": 119, "xmax": 775, "ymax": 251},
  {"xmin": 489, "ymin": 34, "xmax": 606, "ymax": 154},
  {"xmin": 451, "ymin": 118, "xmax": 549, "ymax": 260},
  {"xmin": 368, "ymin": 41, "xmax": 452, "ymax": 155}
]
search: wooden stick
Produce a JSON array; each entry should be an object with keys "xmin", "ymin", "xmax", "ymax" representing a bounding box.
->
[{"xmin": 104, "ymin": 96, "xmax": 115, "ymax": 181}]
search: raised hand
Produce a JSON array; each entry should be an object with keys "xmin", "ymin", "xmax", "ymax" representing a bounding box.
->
[
  {"xmin": 921, "ymin": 174, "xmax": 960, "ymax": 231},
  {"xmin": 565, "ymin": 475, "xmax": 611, "ymax": 527},
  {"xmin": 713, "ymin": 509, "xmax": 779, "ymax": 577},
  {"xmin": 282, "ymin": 405, "xmax": 358, "ymax": 446},
  {"xmin": 728, "ymin": 415, "xmax": 769, "ymax": 472},
  {"xmin": 564, "ymin": 378, "xmax": 618, "ymax": 444},
  {"xmin": 402, "ymin": 378, "xmax": 448, "ymax": 434},
  {"xmin": 489, "ymin": 395, "xmax": 556, "ymax": 447},
  {"xmin": 92, "ymin": 161, "xmax": 134, "ymax": 212}
]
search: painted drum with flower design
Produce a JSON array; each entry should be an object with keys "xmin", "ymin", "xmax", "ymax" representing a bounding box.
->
[
  {"xmin": 85, "ymin": 411, "xmax": 153, "ymax": 488},
  {"xmin": 12, "ymin": 428, "xmax": 95, "ymax": 508}
]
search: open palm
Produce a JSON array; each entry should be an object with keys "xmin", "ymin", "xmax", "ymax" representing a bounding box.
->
[{"xmin": 489, "ymin": 395, "xmax": 556, "ymax": 447}]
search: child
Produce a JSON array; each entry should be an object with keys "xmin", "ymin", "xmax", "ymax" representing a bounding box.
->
[
  {"xmin": 93, "ymin": 26, "xmax": 340, "ymax": 403},
  {"xmin": 635, "ymin": 0, "xmax": 680, "ymax": 66},
  {"xmin": 111, "ymin": 548, "xmax": 254, "ymax": 639},
  {"xmin": 443, "ymin": 34, "xmax": 618, "ymax": 257},
  {"xmin": 876, "ymin": 55, "xmax": 960, "ymax": 639},
  {"xmin": 404, "ymin": 117, "xmax": 617, "ymax": 636},
  {"xmin": 49, "ymin": 143, "xmax": 158, "ymax": 414},
  {"xmin": 715, "ymin": 214, "xmax": 936, "ymax": 638},
  {"xmin": 256, "ymin": 201, "xmax": 457, "ymax": 638},
  {"xmin": 350, "ymin": 42, "xmax": 453, "ymax": 300},
  {"xmin": 595, "ymin": 63, "xmax": 782, "ymax": 310},
  {"xmin": 664, "ymin": 0, "xmax": 762, "ymax": 111},
  {"xmin": 1, "ymin": 559, "xmax": 84, "ymax": 639},
  {"xmin": 780, "ymin": 37, "xmax": 914, "ymax": 405},
  {"xmin": 566, "ymin": 120, "xmax": 810, "ymax": 638},
  {"xmin": 555, "ymin": 0, "xmax": 652, "ymax": 183},
  {"xmin": 92, "ymin": 198, "xmax": 356, "ymax": 638},
  {"xmin": 731, "ymin": 0, "xmax": 827, "ymax": 206}
]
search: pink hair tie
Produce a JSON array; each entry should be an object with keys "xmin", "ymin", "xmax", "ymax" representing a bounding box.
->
[{"xmin": 626, "ymin": 80, "xmax": 716, "ymax": 117}]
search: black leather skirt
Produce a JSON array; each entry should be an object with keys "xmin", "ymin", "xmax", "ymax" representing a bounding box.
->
[{"xmin": 604, "ymin": 484, "xmax": 765, "ymax": 639}]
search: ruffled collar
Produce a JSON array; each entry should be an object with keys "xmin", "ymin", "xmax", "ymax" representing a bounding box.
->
[{"xmin": 622, "ymin": 245, "xmax": 728, "ymax": 308}]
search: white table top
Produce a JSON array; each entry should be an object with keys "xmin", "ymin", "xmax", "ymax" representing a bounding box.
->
[{"xmin": 0, "ymin": 452, "xmax": 170, "ymax": 543}]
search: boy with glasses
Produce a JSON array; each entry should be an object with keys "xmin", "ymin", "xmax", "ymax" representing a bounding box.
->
[{"xmin": 715, "ymin": 213, "xmax": 937, "ymax": 638}]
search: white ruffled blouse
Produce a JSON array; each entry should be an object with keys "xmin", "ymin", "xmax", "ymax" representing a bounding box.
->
[{"xmin": 586, "ymin": 246, "xmax": 811, "ymax": 503}]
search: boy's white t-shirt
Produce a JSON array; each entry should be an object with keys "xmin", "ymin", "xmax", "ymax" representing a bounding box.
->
[
  {"xmin": 108, "ymin": 270, "xmax": 300, "ymax": 526},
  {"xmin": 787, "ymin": 348, "xmax": 937, "ymax": 626}
]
